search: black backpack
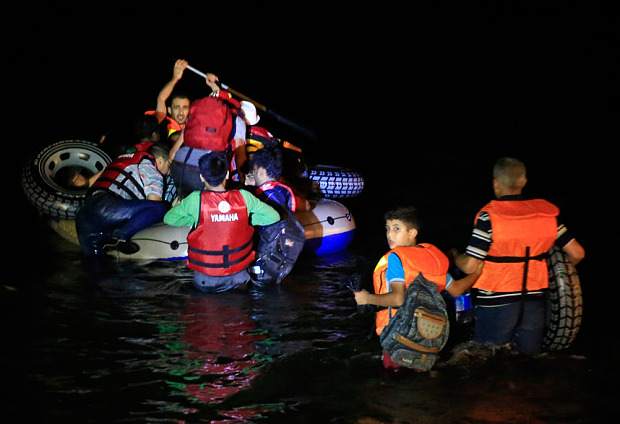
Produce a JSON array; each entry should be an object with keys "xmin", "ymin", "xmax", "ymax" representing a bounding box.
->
[
  {"xmin": 379, "ymin": 272, "xmax": 450, "ymax": 371},
  {"xmin": 254, "ymin": 209, "xmax": 305, "ymax": 284}
]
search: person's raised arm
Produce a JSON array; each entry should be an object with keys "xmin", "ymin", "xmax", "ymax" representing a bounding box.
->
[{"xmin": 156, "ymin": 59, "xmax": 188, "ymax": 115}]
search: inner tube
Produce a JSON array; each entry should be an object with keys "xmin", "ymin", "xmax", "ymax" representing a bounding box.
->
[
  {"xmin": 307, "ymin": 165, "xmax": 364, "ymax": 199},
  {"xmin": 21, "ymin": 140, "xmax": 111, "ymax": 219},
  {"xmin": 295, "ymin": 199, "xmax": 356, "ymax": 255},
  {"xmin": 543, "ymin": 245, "xmax": 583, "ymax": 351}
]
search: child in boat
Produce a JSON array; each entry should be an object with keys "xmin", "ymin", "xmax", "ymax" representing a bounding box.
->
[
  {"xmin": 353, "ymin": 206, "xmax": 481, "ymax": 369},
  {"xmin": 163, "ymin": 151, "xmax": 279, "ymax": 292}
]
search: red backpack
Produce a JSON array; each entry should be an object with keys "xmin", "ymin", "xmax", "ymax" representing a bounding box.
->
[{"xmin": 183, "ymin": 96, "xmax": 235, "ymax": 152}]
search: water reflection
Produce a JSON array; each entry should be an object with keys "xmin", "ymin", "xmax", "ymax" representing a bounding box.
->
[{"xmin": 3, "ymin": 242, "xmax": 614, "ymax": 423}]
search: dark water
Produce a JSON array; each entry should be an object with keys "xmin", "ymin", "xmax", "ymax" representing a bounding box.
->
[
  {"xmin": 4, "ymin": 4, "xmax": 619, "ymax": 422},
  {"xmin": 2, "ymin": 185, "xmax": 617, "ymax": 423}
]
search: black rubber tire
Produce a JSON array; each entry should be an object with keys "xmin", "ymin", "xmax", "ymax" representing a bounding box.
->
[
  {"xmin": 543, "ymin": 245, "xmax": 583, "ymax": 351},
  {"xmin": 307, "ymin": 165, "xmax": 364, "ymax": 198},
  {"xmin": 21, "ymin": 140, "xmax": 111, "ymax": 219}
]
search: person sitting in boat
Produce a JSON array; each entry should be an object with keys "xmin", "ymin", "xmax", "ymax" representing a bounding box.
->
[
  {"xmin": 163, "ymin": 151, "xmax": 279, "ymax": 292},
  {"xmin": 145, "ymin": 59, "xmax": 191, "ymax": 145},
  {"xmin": 66, "ymin": 115, "xmax": 175, "ymax": 194},
  {"xmin": 353, "ymin": 206, "xmax": 482, "ymax": 370},
  {"xmin": 75, "ymin": 142, "xmax": 174, "ymax": 256},
  {"xmin": 169, "ymin": 73, "xmax": 247, "ymax": 198},
  {"xmin": 451, "ymin": 157, "xmax": 585, "ymax": 355}
]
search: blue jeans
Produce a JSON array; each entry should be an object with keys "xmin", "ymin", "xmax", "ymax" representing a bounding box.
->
[
  {"xmin": 75, "ymin": 193, "xmax": 168, "ymax": 255},
  {"xmin": 473, "ymin": 297, "xmax": 546, "ymax": 354}
]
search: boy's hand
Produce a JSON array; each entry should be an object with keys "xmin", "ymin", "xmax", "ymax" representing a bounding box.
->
[{"xmin": 353, "ymin": 289, "xmax": 369, "ymax": 305}]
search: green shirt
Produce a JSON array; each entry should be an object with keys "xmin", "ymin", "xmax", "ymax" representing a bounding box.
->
[{"xmin": 163, "ymin": 189, "xmax": 280, "ymax": 228}]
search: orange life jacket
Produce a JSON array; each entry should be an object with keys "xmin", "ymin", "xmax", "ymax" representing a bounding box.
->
[
  {"xmin": 372, "ymin": 243, "xmax": 449, "ymax": 335},
  {"xmin": 187, "ymin": 190, "xmax": 255, "ymax": 276},
  {"xmin": 473, "ymin": 199, "xmax": 559, "ymax": 293},
  {"xmin": 144, "ymin": 111, "xmax": 184, "ymax": 136},
  {"xmin": 165, "ymin": 118, "xmax": 184, "ymax": 136}
]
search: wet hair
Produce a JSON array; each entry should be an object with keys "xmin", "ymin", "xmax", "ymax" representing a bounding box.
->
[
  {"xmin": 384, "ymin": 206, "xmax": 419, "ymax": 230},
  {"xmin": 198, "ymin": 151, "xmax": 228, "ymax": 186},
  {"xmin": 134, "ymin": 114, "xmax": 160, "ymax": 141},
  {"xmin": 147, "ymin": 143, "xmax": 171, "ymax": 161},
  {"xmin": 248, "ymin": 148, "xmax": 282, "ymax": 179},
  {"xmin": 493, "ymin": 157, "xmax": 526, "ymax": 190}
]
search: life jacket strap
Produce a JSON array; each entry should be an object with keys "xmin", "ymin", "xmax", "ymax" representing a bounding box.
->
[
  {"xmin": 485, "ymin": 251, "xmax": 548, "ymax": 263},
  {"xmin": 188, "ymin": 239, "xmax": 253, "ymax": 269}
]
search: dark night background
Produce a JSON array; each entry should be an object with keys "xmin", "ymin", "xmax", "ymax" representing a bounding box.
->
[
  {"xmin": 4, "ymin": 3, "xmax": 615, "ymax": 260},
  {"xmin": 1, "ymin": 3, "xmax": 619, "ymax": 422}
]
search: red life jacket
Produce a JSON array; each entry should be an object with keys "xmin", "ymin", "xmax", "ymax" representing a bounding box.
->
[
  {"xmin": 473, "ymin": 199, "xmax": 559, "ymax": 293},
  {"xmin": 89, "ymin": 151, "xmax": 154, "ymax": 200},
  {"xmin": 187, "ymin": 190, "xmax": 255, "ymax": 276},
  {"xmin": 372, "ymin": 243, "xmax": 449, "ymax": 335},
  {"xmin": 256, "ymin": 181, "xmax": 297, "ymax": 212},
  {"xmin": 183, "ymin": 96, "xmax": 235, "ymax": 152}
]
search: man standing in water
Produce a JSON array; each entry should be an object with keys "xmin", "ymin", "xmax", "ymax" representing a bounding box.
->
[{"xmin": 452, "ymin": 157, "xmax": 585, "ymax": 355}]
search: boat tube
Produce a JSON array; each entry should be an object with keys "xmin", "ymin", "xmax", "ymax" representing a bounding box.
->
[
  {"xmin": 46, "ymin": 198, "xmax": 355, "ymax": 260},
  {"xmin": 295, "ymin": 199, "xmax": 356, "ymax": 255}
]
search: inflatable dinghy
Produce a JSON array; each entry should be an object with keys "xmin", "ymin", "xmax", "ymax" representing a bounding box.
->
[
  {"xmin": 295, "ymin": 199, "xmax": 356, "ymax": 255},
  {"xmin": 24, "ymin": 139, "xmax": 357, "ymax": 260},
  {"xmin": 46, "ymin": 198, "xmax": 355, "ymax": 260}
]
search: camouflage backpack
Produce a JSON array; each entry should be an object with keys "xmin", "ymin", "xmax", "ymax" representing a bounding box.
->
[{"xmin": 379, "ymin": 272, "xmax": 450, "ymax": 371}]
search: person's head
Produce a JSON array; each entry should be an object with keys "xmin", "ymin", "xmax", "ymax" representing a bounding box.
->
[
  {"xmin": 147, "ymin": 143, "xmax": 172, "ymax": 175},
  {"xmin": 246, "ymin": 148, "xmax": 282, "ymax": 187},
  {"xmin": 198, "ymin": 151, "xmax": 229, "ymax": 187},
  {"xmin": 384, "ymin": 206, "xmax": 419, "ymax": 249},
  {"xmin": 492, "ymin": 157, "xmax": 527, "ymax": 198},
  {"xmin": 168, "ymin": 93, "xmax": 191, "ymax": 125},
  {"xmin": 134, "ymin": 114, "xmax": 161, "ymax": 142}
]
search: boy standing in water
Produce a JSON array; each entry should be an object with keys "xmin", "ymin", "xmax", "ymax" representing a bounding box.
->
[
  {"xmin": 353, "ymin": 206, "xmax": 481, "ymax": 369},
  {"xmin": 164, "ymin": 151, "xmax": 279, "ymax": 292}
]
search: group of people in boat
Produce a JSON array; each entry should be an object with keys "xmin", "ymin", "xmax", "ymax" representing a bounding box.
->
[
  {"xmin": 74, "ymin": 59, "xmax": 307, "ymax": 292},
  {"xmin": 71, "ymin": 60, "xmax": 587, "ymax": 370}
]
